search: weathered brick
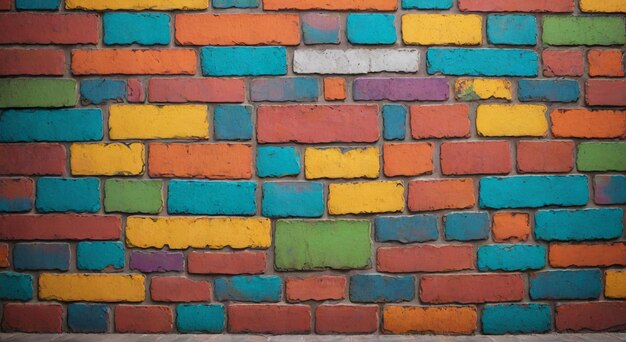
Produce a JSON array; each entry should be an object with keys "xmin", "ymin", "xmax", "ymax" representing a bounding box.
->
[
  {"xmin": 77, "ymin": 241, "xmax": 125, "ymax": 271},
  {"xmin": 427, "ymin": 48, "xmax": 538, "ymax": 77},
  {"xmin": 67, "ymin": 304, "xmax": 109, "ymax": 333},
  {"xmin": 0, "ymin": 79, "xmax": 76, "ymax": 108},
  {"xmin": 2, "ymin": 304, "xmax": 62, "ymax": 333},
  {"xmin": 420, "ymin": 274, "xmax": 524, "ymax": 304},
  {"xmin": 0, "ymin": 243, "xmax": 9, "ymax": 268},
  {"xmin": 66, "ymin": 0, "xmax": 208, "ymax": 10},
  {"xmin": 585, "ymin": 80, "xmax": 626, "ymax": 106},
  {"xmin": 441, "ymin": 141, "xmax": 511, "ymax": 175},
  {"xmin": 375, "ymin": 215, "xmax": 438, "ymax": 243},
  {"xmin": 350, "ymin": 274, "xmax": 414, "ymax": 303},
  {"xmin": 383, "ymin": 143, "xmax": 433, "ymax": 177},
  {"xmin": 516, "ymin": 140, "xmax": 575, "ymax": 173},
  {"xmin": 580, "ymin": 0, "xmax": 626, "ymax": 12},
  {"xmin": 72, "ymin": 49, "xmax": 197, "ymax": 75},
  {"xmin": 0, "ymin": 49, "xmax": 65, "ymax": 76},
  {"xmin": 0, "ymin": 13, "xmax": 98, "ymax": 44},
  {"xmin": 104, "ymin": 179, "xmax": 163, "ymax": 214},
  {"xmin": 542, "ymin": 49, "xmax": 584, "ymax": 77},
  {"xmin": 214, "ymin": 105, "xmax": 253, "ymax": 141},
  {"xmin": 130, "ymin": 251, "xmax": 184, "ymax": 273},
  {"xmin": 294, "ymin": 49, "xmax": 419, "ymax": 74},
  {"xmin": 80, "ymin": 79, "xmax": 127, "ymax": 105},
  {"xmin": 403, "ymin": 14, "xmax": 482, "ymax": 45},
  {"xmin": 1, "ymin": 109, "xmax": 101, "ymax": 142},
  {"xmin": 377, "ymin": 245, "xmax": 474, "ymax": 273},
  {"xmin": 114, "ymin": 305, "xmax": 172, "ymax": 333},
  {"xmin": 286, "ymin": 276, "xmax": 346, "ymax": 302},
  {"xmin": 263, "ymin": 0, "xmax": 396, "ymax": 11},
  {"xmin": 353, "ymin": 77, "xmax": 449, "ymax": 101},
  {"xmin": 605, "ymin": 270, "xmax": 626, "ymax": 298},
  {"xmin": 214, "ymin": 276, "xmax": 281, "ymax": 302},
  {"xmin": 257, "ymin": 146, "xmax": 301, "ymax": 178},
  {"xmin": 477, "ymin": 244, "xmax": 546, "ymax": 271},
  {"xmin": 549, "ymin": 243, "xmax": 626, "ymax": 267},
  {"xmin": 252, "ymin": 77, "xmax": 318, "ymax": 102},
  {"xmin": 151, "ymin": 276, "xmax": 211, "ymax": 302},
  {"xmin": 408, "ymin": 179, "xmax": 475, "ymax": 212},
  {"xmin": 0, "ymin": 144, "xmax": 66, "ymax": 176},
  {"xmin": 556, "ymin": 302, "xmax": 626, "ymax": 332},
  {"xmin": 109, "ymin": 104, "xmax": 208, "ymax": 140},
  {"xmin": 347, "ymin": 14, "xmax": 396, "ymax": 45},
  {"xmin": 213, "ymin": 0, "xmax": 258, "ymax": 8},
  {"xmin": 305, "ymin": 147, "xmax": 379, "ymax": 179},
  {"xmin": 167, "ymin": 180, "xmax": 256, "ymax": 215},
  {"xmin": 302, "ymin": 14, "xmax": 340, "ymax": 45},
  {"xmin": 594, "ymin": 175, "xmax": 626, "ymax": 205},
  {"xmin": 454, "ymin": 78, "xmax": 512, "ymax": 101},
  {"xmin": 328, "ymin": 181, "xmax": 404, "ymax": 215},
  {"xmin": 262, "ymin": 182, "xmax": 324, "ymax": 218},
  {"xmin": 382, "ymin": 105, "xmax": 406, "ymax": 140},
  {"xmin": 70, "ymin": 143, "xmax": 145, "ymax": 176},
  {"xmin": 0, "ymin": 271, "xmax": 33, "ymax": 301},
  {"xmin": 148, "ymin": 78, "xmax": 245, "ymax": 103},
  {"xmin": 410, "ymin": 104, "xmax": 470, "ymax": 139},
  {"xmin": 588, "ymin": 49, "xmax": 625, "ymax": 77},
  {"xmin": 0, "ymin": 178, "xmax": 33, "ymax": 213},
  {"xmin": 577, "ymin": 142, "xmax": 626, "ymax": 171},
  {"xmin": 459, "ymin": 0, "xmax": 573, "ymax": 12},
  {"xmin": 444, "ymin": 212, "xmax": 490, "ymax": 241},
  {"xmin": 316, "ymin": 305, "xmax": 378, "ymax": 334},
  {"xmin": 477, "ymin": 104, "xmax": 548, "ymax": 137},
  {"xmin": 491, "ymin": 212, "xmax": 530, "ymax": 242},
  {"xmin": 530, "ymin": 270, "xmax": 602, "ymax": 300},
  {"xmin": 518, "ymin": 80, "xmax": 579, "ymax": 102},
  {"xmin": 39, "ymin": 273, "xmax": 145, "ymax": 302},
  {"xmin": 35, "ymin": 177, "xmax": 100, "ymax": 213},
  {"xmin": 201, "ymin": 47, "xmax": 286, "ymax": 76},
  {"xmin": 535, "ymin": 208, "xmax": 623, "ymax": 241},
  {"xmin": 176, "ymin": 304, "xmax": 225, "ymax": 333},
  {"xmin": 383, "ymin": 306, "xmax": 477, "ymax": 334},
  {"xmin": 487, "ymin": 15, "xmax": 536, "ymax": 45},
  {"xmin": 482, "ymin": 304, "xmax": 552, "ymax": 334},
  {"xmin": 323, "ymin": 77, "xmax": 346, "ymax": 101},
  {"xmin": 0, "ymin": 214, "xmax": 121, "ymax": 240},
  {"xmin": 543, "ymin": 16, "xmax": 626, "ymax": 46},
  {"xmin": 13, "ymin": 243, "xmax": 70, "ymax": 271},
  {"xmin": 402, "ymin": 0, "xmax": 452, "ymax": 9},
  {"xmin": 228, "ymin": 305, "xmax": 310, "ymax": 334},
  {"xmin": 104, "ymin": 13, "xmax": 170, "ymax": 46},
  {"xmin": 188, "ymin": 251, "xmax": 266, "ymax": 275}
]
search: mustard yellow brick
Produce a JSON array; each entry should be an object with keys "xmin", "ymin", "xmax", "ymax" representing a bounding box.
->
[
  {"xmin": 39, "ymin": 274, "xmax": 145, "ymax": 302},
  {"xmin": 580, "ymin": 0, "xmax": 626, "ymax": 13},
  {"xmin": 70, "ymin": 143, "xmax": 144, "ymax": 176},
  {"xmin": 126, "ymin": 216, "xmax": 271, "ymax": 249},
  {"xmin": 66, "ymin": 0, "xmax": 207, "ymax": 10},
  {"xmin": 477, "ymin": 104, "xmax": 548, "ymax": 137},
  {"xmin": 109, "ymin": 105, "xmax": 209, "ymax": 140},
  {"xmin": 606, "ymin": 270, "xmax": 626, "ymax": 298},
  {"xmin": 305, "ymin": 147, "xmax": 379, "ymax": 179},
  {"xmin": 455, "ymin": 78, "xmax": 512, "ymax": 101},
  {"xmin": 328, "ymin": 181, "xmax": 404, "ymax": 215},
  {"xmin": 402, "ymin": 14, "xmax": 482, "ymax": 45}
]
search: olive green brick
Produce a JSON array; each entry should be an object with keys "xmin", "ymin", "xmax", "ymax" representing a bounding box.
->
[
  {"xmin": 104, "ymin": 179, "xmax": 163, "ymax": 214},
  {"xmin": 274, "ymin": 220, "xmax": 371, "ymax": 271},
  {"xmin": 543, "ymin": 16, "xmax": 626, "ymax": 46},
  {"xmin": 577, "ymin": 143, "xmax": 626, "ymax": 172},
  {"xmin": 0, "ymin": 79, "xmax": 77, "ymax": 108}
]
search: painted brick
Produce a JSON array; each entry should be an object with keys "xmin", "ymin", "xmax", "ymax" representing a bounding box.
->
[
  {"xmin": 487, "ymin": 15, "xmax": 536, "ymax": 45},
  {"xmin": 588, "ymin": 49, "xmax": 625, "ymax": 77},
  {"xmin": 0, "ymin": 271, "xmax": 33, "ymax": 301},
  {"xmin": 15, "ymin": 0, "xmax": 60, "ymax": 10},
  {"xmin": 427, "ymin": 48, "xmax": 538, "ymax": 77},
  {"xmin": 477, "ymin": 244, "xmax": 546, "ymax": 271},
  {"xmin": 286, "ymin": 276, "xmax": 346, "ymax": 302},
  {"xmin": 0, "ymin": 79, "xmax": 76, "ymax": 108},
  {"xmin": 104, "ymin": 13, "xmax": 170, "ymax": 45},
  {"xmin": 77, "ymin": 241, "xmax": 125, "ymax": 271},
  {"xmin": 109, "ymin": 104, "xmax": 208, "ymax": 140},
  {"xmin": 543, "ymin": 16, "xmax": 626, "ymax": 45},
  {"xmin": 316, "ymin": 305, "xmax": 378, "ymax": 334},
  {"xmin": 403, "ymin": 14, "xmax": 482, "ymax": 45},
  {"xmin": 302, "ymin": 14, "xmax": 339, "ymax": 45},
  {"xmin": 70, "ymin": 143, "xmax": 145, "ymax": 176},
  {"xmin": 577, "ymin": 142, "xmax": 626, "ymax": 171},
  {"xmin": 274, "ymin": 220, "xmax": 371, "ymax": 271},
  {"xmin": 535, "ymin": 208, "xmax": 623, "ymax": 241},
  {"xmin": 263, "ymin": 0, "xmax": 396, "ymax": 10},
  {"xmin": 480, "ymin": 176, "xmax": 589, "ymax": 209},
  {"xmin": 293, "ymin": 49, "xmax": 419, "ymax": 74},
  {"xmin": 410, "ymin": 104, "xmax": 470, "ymax": 139},
  {"xmin": 375, "ymin": 215, "xmax": 438, "ymax": 243},
  {"xmin": 104, "ymin": 179, "xmax": 162, "ymax": 214},
  {"xmin": 408, "ymin": 179, "xmax": 475, "ymax": 212},
  {"xmin": 383, "ymin": 143, "xmax": 433, "ymax": 177},
  {"xmin": 444, "ymin": 212, "xmax": 490, "ymax": 241},
  {"xmin": 518, "ymin": 80, "xmax": 579, "ymax": 102},
  {"xmin": 151, "ymin": 276, "xmax": 211, "ymax": 302},
  {"xmin": 0, "ymin": 13, "xmax": 98, "ymax": 44},
  {"xmin": 383, "ymin": 306, "xmax": 477, "ymax": 334},
  {"xmin": 580, "ymin": 0, "xmax": 626, "ymax": 12},
  {"xmin": 458, "ymin": 0, "xmax": 573, "ymax": 12},
  {"xmin": 594, "ymin": 175, "xmax": 626, "ymax": 205},
  {"xmin": 516, "ymin": 140, "xmax": 575, "ymax": 173},
  {"xmin": 552, "ymin": 109, "xmax": 626, "ymax": 140},
  {"xmin": 420, "ymin": 274, "xmax": 524, "ymax": 304},
  {"xmin": 72, "ymin": 49, "xmax": 196, "ymax": 75},
  {"xmin": 35, "ymin": 177, "xmax": 100, "ymax": 213},
  {"xmin": 65, "ymin": 0, "xmax": 208, "ymax": 10},
  {"xmin": 168, "ymin": 180, "xmax": 256, "ymax": 215},
  {"xmin": 0, "ymin": 109, "xmax": 101, "ymax": 142},
  {"xmin": 214, "ymin": 276, "xmax": 281, "ymax": 302},
  {"xmin": 114, "ymin": 305, "xmax": 172, "ymax": 333},
  {"xmin": 0, "ymin": 214, "xmax": 121, "ymax": 241},
  {"xmin": 0, "ymin": 0, "xmax": 8, "ymax": 9},
  {"xmin": 148, "ymin": 78, "xmax": 245, "ymax": 103},
  {"xmin": 549, "ymin": 243, "xmax": 626, "ymax": 267},
  {"xmin": 0, "ymin": 243, "xmax": 8, "ymax": 268},
  {"xmin": 0, "ymin": 49, "xmax": 65, "ymax": 76},
  {"xmin": 353, "ymin": 77, "xmax": 449, "ymax": 101},
  {"xmin": 347, "ymin": 14, "xmax": 396, "ymax": 45},
  {"xmin": 530, "ymin": 270, "xmax": 602, "ymax": 300},
  {"xmin": 188, "ymin": 251, "xmax": 266, "ymax": 275},
  {"xmin": 377, "ymin": 245, "xmax": 474, "ymax": 273},
  {"xmin": 492, "ymin": 212, "xmax": 530, "ymax": 242},
  {"xmin": 201, "ymin": 47, "xmax": 286, "ymax": 76},
  {"xmin": 476, "ymin": 104, "xmax": 547, "ymax": 137},
  {"xmin": 542, "ymin": 49, "xmax": 584, "ymax": 77},
  {"xmin": 67, "ymin": 304, "xmax": 109, "ymax": 333},
  {"xmin": 454, "ymin": 78, "xmax": 512, "ymax": 101},
  {"xmin": 482, "ymin": 304, "xmax": 552, "ymax": 334},
  {"xmin": 441, "ymin": 141, "xmax": 511, "ymax": 175},
  {"xmin": 80, "ymin": 79, "xmax": 126, "ymax": 105},
  {"xmin": 214, "ymin": 105, "xmax": 253, "ymax": 141},
  {"xmin": 328, "ymin": 181, "xmax": 404, "ymax": 215},
  {"xmin": 556, "ymin": 302, "xmax": 626, "ymax": 332},
  {"xmin": 176, "ymin": 304, "xmax": 225, "ymax": 333},
  {"xmin": 213, "ymin": 0, "xmax": 258, "ymax": 8},
  {"xmin": 227, "ymin": 304, "xmax": 310, "ymax": 334},
  {"xmin": 130, "ymin": 251, "xmax": 184, "ymax": 273},
  {"xmin": 305, "ymin": 147, "xmax": 379, "ymax": 179},
  {"xmin": 257, "ymin": 146, "xmax": 301, "ymax": 178},
  {"xmin": 2, "ymin": 304, "xmax": 62, "ymax": 333},
  {"xmin": 13, "ymin": 243, "xmax": 70, "ymax": 271},
  {"xmin": 251, "ymin": 77, "xmax": 318, "ymax": 102},
  {"xmin": 350, "ymin": 274, "xmax": 414, "ymax": 303},
  {"xmin": 0, "ymin": 178, "xmax": 33, "ymax": 213},
  {"xmin": 382, "ymin": 105, "xmax": 406, "ymax": 140},
  {"xmin": 126, "ymin": 79, "xmax": 145, "ymax": 102},
  {"xmin": 39, "ymin": 273, "xmax": 145, "ymax": 302},
  {"xmin": 323, "ymin": 77, "xmax": 346, "ymax": 101},
  {"xmin": 262, "ymin": 182, "xmax": 324, "ymax": 218},
  {"xmin": 585, "ymin": 79, "xmax": 626, "ymax": 106},
  {"xmin": 402, "ymin": 0, "xmax": 452, "ymax": 9},
  {"xmin": 606, "ymin": 270, "xmax": 626, "ymax": 298}
]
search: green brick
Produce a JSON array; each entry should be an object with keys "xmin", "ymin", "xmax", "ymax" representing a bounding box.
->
[
  {"xmin": 104, "ymin": 179, "xmax": 163, "ymax": 214},
  {"xmin": 0, "ymin": 79, "xmax": 77, "ymax": 108},
  {"xmin": 543, "ymin": 16, "xmax": 626, "ymax": 46},
  {"xmin": 577, "ymin": 143, "xmax": 626, "ymax": 172},
  {"xmin": 275, "ymin": 220, "xmax": 371, "ymax": 271}
]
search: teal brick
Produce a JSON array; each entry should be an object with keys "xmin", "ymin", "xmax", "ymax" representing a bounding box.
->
[
  {"xmin": 36, "ymin": 177, "xmax": 100, "ymax": 213},
  {"xmin": 103, "ymin": 13, "xmax": 170, "ymax": 45},
  {"xmin": 176, "ymin": 304, "xmax": 225, "ymax": 333},
  {"xmin": 16, "ymin": 0, "xmax": 60, "ymax": 10},
  {"xmin": 444, "ymin": 212, "xmax": 489, "ymax": 241},
  {"xmin": 214, "ymin": 276, "xmax": 281, "ymax": 302},
  {"xmin": 518, "ymin": 80, "xmax": 579, "ymax": 102},
  {"xmin": 350, "ymin": 274, "xmax": 414, "ymax": 303},
  {"xmin": 402, "ymin": 0, "xmax": 452, "ymax": 9},
  {"xmin": 487, "ymin": 15, "xmax": 537, "ymax": 45},
  {"xmin": 478, "ymin": 244, "xmax": 546, "ymax": 271},
  {"xmin": 257, "ymin": 146, "xmax": 300, "ymax": 177},
  {"xmin": 0, "ymin": 109, "xmax": 102, "ymax": 142},
  {"xmin": 80, "ymin": 79, "xmax": 127, "ymax": 105},
  {"xmin": 0, "ymin": 272, "xmax": 33, "ymax": 301},
  {"xmin": 13, "ymin": 243, "xmax": 69, "ymax": 271},
  {"xmin": 530, "ymin": 270, "xmax": 602, "ymax": 300},
  {"xmin": 535, "ymin": 208, "xmax": 623, "ymax": 241},
  {"xmin": 302, "ymin": 13, "xmax": 340, "ymax": 45},
  {"xmin": 382, "ymin": 105, "xmax": 406, "ymax": 140},
  {"xmin": 482, "ymin": 304, "xmax": 552, "ymax": 334},
  {"xmin": 595, "ymin": 175, "xmax": 626, "ymax": 205},
  {"xmin": 427, "ymin": 48, "xmax": 538, "ymax": 77},
  {"xmin": 347, "ymin": 14, "xmax": 396, "ymax": 45},
  {"xmin": 212, "ymin": 0, "xmax": 258, "ymax": 8},
  {"xmin": 262, "ymin": 182, "xmax": 324, "ymax": 218},
  {"xmin": 68, "ymin": 304, "xmax": 109, "ymax": 333},
  {"xmin": 201, "ymin": 47, "xmax": 287, "ymax": 76},
  {"xmin": 168, "ymin": 180, "xmax": 256, "ymax": 215},
  {"xmin": 375, "ymin": 215, "xmax": 438, "ymax": 243},
  {"xmin": 77, "ymin": 242, "xmax": 125, "ymax": 271},
  {"xmin": 214, "ymin": 105, "xmax": 253, "ymax": 141}
]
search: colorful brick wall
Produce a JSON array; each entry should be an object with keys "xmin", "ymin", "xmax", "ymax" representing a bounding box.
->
[{"xmin": 0, "ymin": 0, "xmax": 625, "ymax": 336}]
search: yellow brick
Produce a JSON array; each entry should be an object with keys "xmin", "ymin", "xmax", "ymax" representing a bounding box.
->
[
  {"xmin": 66, "ymin": 0, "xmax": 207, "ymax": 10},
  {"xmin": 70, "ymin": 143, "xmax": 144, "ymax": 176},
  {"xmin": 606, "ymin": 270, "xmax": 626, "ymax": 298},
  {"xmin": 477, "ymin": 104, "xmax": 548, "ymax": 137},
  {"xmin": 402, "ymin": 14, "xmax": 482, "ymax": 45},
  {"xmin": 455, "ymin": 78, "xmax": 512, "ymax": 101},
  {"xmin": 328, "ymin": 181, "xmax": 404, "ymax": 215},
  {"xmin": 304, "ymin": 147, "xmax": 379, "ymax": 179},
  {"xmin": 126, "ymin": 216, "xmax": 271, "ymax": 249},
  {"xmin": 109, "ymin": 105, "xmax": 209, "ymax": 140},
  {"xmin": 39, "ymin": 274, "xmax": 145, "ymax": 302},
  {"xmin": 580, "ymin": 0, "xmax": 626, "ymax": 13}
]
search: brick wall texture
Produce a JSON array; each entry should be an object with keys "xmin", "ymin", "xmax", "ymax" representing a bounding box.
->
[{"xmin": 0, "ymin": 0, "xmax": 625, "ymax": 336}]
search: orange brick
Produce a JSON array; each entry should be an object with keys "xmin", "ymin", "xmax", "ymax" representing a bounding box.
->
[
  {"xmin": 383, "ymin": 143, "xmax": 433, "ymax": 177},
  {"xmin": 408, "ymin": 179, "xmax": 475, "ymax": 212},
  {"xmin": 516, "ymin": 140, "xmax": 575, "ymax": 173},
  {"xmin": 175, "ymin": 14, "xmax": 300, "ymax": 46},
  {"xmin": 550, "ymin": 243, "xmax": 626, "ymax": 268},
  {"xmin": 410, "ymin": 105, "xmax": 470, "ymax": 139},
  {"xmin": 71, "ymin": 49, "xmax": 196, "ymax": 75},
  {"xmin": 588, "ymin": 49, "xmax": 624, "ymax": 77},
  {"xmin": 492, "ymin": 212, "xmax": 530, "ymax": 242},
  {"xmin": 383, "ymin": 306, "xmax": 477, "ymax": 334},
  {"xmin": 551, "ymin": 109, "xmax": 626, "ymax": 138},
  {"xmin": 263, "ymin": 0, "xmax": 397, "ymax": 11},
  {"xmin": 542, "ymin": 50, "xmax": 584, "ymax": 77},
  {"xmin": 0, "ymin": 243, "xmax": 9, "ymax": 267},
  {"xmin": 440, "ymin": 141, "xmax": 511, "ymax": 175},
  {"xmin": 324, "ymin": 78, "xmax": 346, "ymax": 101}
]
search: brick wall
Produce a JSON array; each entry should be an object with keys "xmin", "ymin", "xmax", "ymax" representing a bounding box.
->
[{"xmin": 0, "ymin": 0, "xmax": 625, "ymax": 336}]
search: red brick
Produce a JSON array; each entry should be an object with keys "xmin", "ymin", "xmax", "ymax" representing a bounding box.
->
[
  {"xmin": 115, "ymin": 305, "xmax": 173, "ymax": 333},
  {"xmin": 377, "ymin": 245, "xmax": 474, "ymax": 273},
  {"xmin": 148, "ymin": 78, "xmax": 245, "ymax": 103},
  {"xmin": 2, "ymin": 304, "xmax": 62, "ymax": 333},
  {"xmin": 150, "ymin": 276, "xmax": 211, "ymax": 302},
  {"xmin": 588, "ymin": 49, "xmax": 624, "ymax": 77},
  {"xmin": 0, "ymin": 243, "xmax": 8, "ymax": 267},
  {"xmin": 556, "ymin": 302, "xmax": 626, "ymax": 332},
  {"xmin": 72, "ymin": 49, "xmax": 197, "ymax": 75},
  {"xmin": 0, "ymin": 144, "xmax": 66, "ymax": 176},
  {"xmin": 257, "ymin": 105, "xmax": 379, "ymax": 143},
  {"xmin": 441, "ymin": 141, "xmax": 511, "ymax": 175},
  {"xmin": 383, "ymin": 143, "xmax": 433, "ymax": 177},
  {"xmin": 459, "ymin": 0, "xmax": 573, "ymax": 12},
  {"xmin": 228, "ymin": 304, "xmax": 310, "ymax": 334},
  {"xmin": 516, "ymin": 140, "xmax": 575, "ymax": 173},
  {"xmin": 127, "ymin": 79, "xmax": 145, "ymax": 103},
  {"xmin": 0, "ymin": 214, "xmax": 121, "ymax": 240},
  {"xmin": 585, "ymin": 79, "xmax": 626, "ymax": 106},
  {"xmin": 0, "ymin": 13, "xmax": 98, "ymax": 44},
  {"xmin": 0, "ymin": 49, "xmax": 65, "ymax": 76},
  {"xmin": 408, "ymin": 179, "xmax": 475, "ymax": 212},
  {"xmin": 286, "ymin": 276, "xmax": 346, "ymax": 302},
  {"xmin": 0, "ymin": 177, "xmax": 33, "ymax": 202},
  {"xmin": 420, "ymin": 274, "xmax": 524, "ymax": 304},
  {"xmin": 410, "ymin": 104, "xmax": 470, "ymax": 139},
  {"xmin": 550, "ymin": 109, "xmax": 626, "ymax": 138},
  {"xmin": 549, "ymin": 243, "xmax": 626, "ymax": 268},
  {"xmin": 315, "ymin": 305, "xmax": 378, "ymax": 334},
  {"xmin": 0, "ymin": 0, "xmax": 10, "ymax": 10},
  {"xmin": 187, "ymin": 251, "xmax": 266, "ymax": 275},
  {"xmin": 542, "ymin": 50, "xmax": 584, "ymax": 77}
]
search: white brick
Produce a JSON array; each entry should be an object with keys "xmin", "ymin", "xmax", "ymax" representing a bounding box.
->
[{"xmin": 293, "ymin": 49, "xmax": 420, "ymax": 74}]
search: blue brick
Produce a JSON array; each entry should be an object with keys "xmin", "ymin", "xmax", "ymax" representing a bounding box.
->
[
  {"xmin": 0, "ymin": 272, "xmax": 33, "ymax": 301},
  {"xmin": 535, "ymin": 208, "xmax": 623, "ymax": 241},
  {"xmin": 176, "ymin": 304, "xmax": 225, "ymax": 333},
  {"xmin": 214, "ymin": 276, "xmax": 281, "ymax": 303},
  {"xmin": 444, "ymin": 212, "xmax": 489, "ymax": 241},
  {"xmin": 13, "ymin": 243, "xmax": 70, "ymax": 271},
  {"xmin": 262, "ymin": 182, "xmax": 324, "ymax": 218},
  {"xmin": 518, "ymin": 80, "xmax": 579, "ymax": 102},
  {"xmin": 0, "ymin": 109, "xmax": 102, "ymax": 142},
  {"xmin": 257, "ymin": 146, "xmax": 300, "ymax": 177},
  {"xmin": 68, "ymin": 304, "xmax": 109, "ymax": 333},
  {"xmin": 487, "ymin": 15, "xmax": 537, "ymax": 45},
  {"xmin": 103, "ymin": 13, "xmax": 170, "ymax": 45},
  {"xmin": 302, "ymin": 14, "xmax": 340, "ymax": 45},
  {"xmin": 0, "ymin": 197, "xmax": 31, "ymax": 212},
  {"xmin": 347, "ymin": 14, "xmax": 396, "ymax": 45},
  {"xmin": 80, "ymin": 79, "xmax": 127, "ymax": 105},
  {"xmin": 382, "ymin": 105, "xmax": 406, "ymax": 140},
  {"xmin": 530, "ymin": 270, "xmax": 602, "ymax": 300},
  {"xmin": 427, "ymin": 48, "xmax": 538, "ymax": 77},
  {"xmin": 212, "ymin": 0, "xmax": 258, "ymax": 7},
  {"xmin": 595, "ymin": 175, "xmax": 626, "ymax": 204},
  {"xmin": 201, "ymin": 47, "xmax": 287, "ymax": 76},
  {"xmin": 251, "ymin": 77, "xmax": 319, "ymax": 102},
  {"xmin": 478, "ymin": 244, "xmax": 546, "ymax": 271},
  {"xmin": 402, "ymin": 0, "xmax": 452, "ymax": 9},
  {"xmin": 482, "ymin": 304, "xmax": 552, "ymax": 334},
  {"xmin": 15, "ymin": 0, "xmax": 60, "ymax": 10},
  {"xmin": 36, "ymin": 177, "xmax": 100, "ymax": 213},
  {"xmin": 77, "ymin": 241, "xmax": 125, "ymax": 271},
  {"xmin": 375, "ymin": 215, "xmax": 438, "ymax": 243},
  {"xmin": 479, "ymin": 175, "xmax": 588, "ymax": 209},
  {"xmin": 168, "ymin": 180, "xmax": 256, "ymax": 215},
  {"xmin": 213, "ymin": 105, "xmax": 253, "ymax": 141},
  {"xmin": 350, "ymin": 274, "xmax": 414, "ymax": 303}
]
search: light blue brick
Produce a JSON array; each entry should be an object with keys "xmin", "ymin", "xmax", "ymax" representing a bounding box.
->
[
  {"xmin": 201, "ymin": 47, "xmax": 287, "ymax": 76},
  {"xmin": 257, "ymin": 146, "xmax": 300, "ymax": 178},
  {"xmin": 168, "ymin": 180, "xmax": 256, "ymax": 215},
  {"xmin": 0, "ymin": 109, "xmax": 102, "ymax": 142},
  {"xmin": 478, "ymin": 244, "xmax": 546, "ymax": 271},
  {"xmin": 262, "ymin": 182, "xmax": 324, "ymax": 218},
  {"xmin": 444, "ymin": 212, "xmax": 489, "ymax": 241},
  {"xmin": 68, "ymin": 304, "xmax": 109, "ymax": 333},
  {"xmin": 530, "ymin": 270, "xmax": 602, "ymax": 300},
  {"xmin": 347, "ymin": 14, "xmax": 396, "ymax": 45},
  {"xmin": 382, "ymin": 105, "xmax": 406, "ymax": 140},
  {"xmin": 350, "ymin": 274, "xmax": 414, "ymax": 303},
  {"xmin": 214, "ymin": 276, "xmax": 281, "ymax": 302},
  {"xmin": 427, "ymin": 48, "xmax": 539, "ymax": 77},
  {"xmin": 15, "ymin": 0, "xmax": 60, "ymax": 10},
  {"xmin": 251, "ymin": 77, "xmax": 319, "ymax": 102},
  {"xmin": 13, "ymin": 243, "xmax": 69, "ymax": 271},
  {"xmin": 302, "ymin": 13, "xmax": 340, "ymax": 45},
  {"xmin": 0, "ymin": 272, "xmax": 33, "ymax": 301},
  {"xmin": 213, "ymin": 105, "xmax": 253, "ymax": 141},
  {"xmin": 402, "ymin": 0, "xmax": 452, "ymax": 9},
  {"xmin": 487, "ymin": 15, "xmax": 537, "ymax": 45},
  {"xmin": 103, "ymin": 13, "xmax": 170, "ymax": 45},
  {"xmin": 176, "ymin": 304, "xmax": 225, "ymax": 333},
  {"xmin": 375, "ymin": 215, "xmax": 438, "ymax": 243},
  {"xmin": 535, "ymin": 208, "xmax": 623, "ymax": 241},
  {"xmin": 212, "ymin": 0, "xmax": 258, "ymax": 7},
  {"xmin": 77, "ymin": 241, "xmax": 125, "ymax": 271},
  {"xmin": 482, "ymin": 304, "xmax": 552, "ymax": 334},
  {"xmin": 80, "ymin": 79, "xmax": 127, "ymax": 105},
  {"xmin": 595, "ymin": 175, "xmax": 626, "ymax": 205},
  {"xmin": 36, "ymin": 177, "xmax": 100, "ymax": 213},
  {"xmin": 518, "ymin": 80, "xmax": 579, "ymax": 102}
]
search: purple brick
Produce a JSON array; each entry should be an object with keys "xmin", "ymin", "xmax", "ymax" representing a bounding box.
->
[
  {"xmin": 129, "ymin": 251, "xmax": 184, "ymax": 273},
  {"xmin": 353, "ymin": 77, "xmax": 449, "ymax": 101}
]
